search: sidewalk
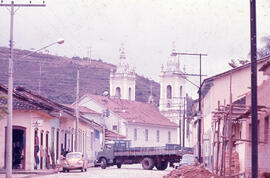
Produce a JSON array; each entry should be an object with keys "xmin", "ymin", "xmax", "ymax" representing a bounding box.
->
[{"xmin": 0, "ymin": 169, "xmax": 58, "ymax": 177}]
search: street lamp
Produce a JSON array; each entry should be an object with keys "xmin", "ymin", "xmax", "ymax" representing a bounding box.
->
[
  {"xmin": 20, "ymin": 38, "xmax": 64, "ymax": 58},
  {"xmin": 6, "ymin": 39, "xmax": 64, "ymax": 176}
]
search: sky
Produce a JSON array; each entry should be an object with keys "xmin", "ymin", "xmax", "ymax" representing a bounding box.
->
[{"xmin": 1, "ymin": 0, "xmax": 270, "ymax": 97}]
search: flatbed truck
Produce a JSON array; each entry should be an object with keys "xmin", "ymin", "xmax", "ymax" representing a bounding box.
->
[{"xmin": 94, "ymin": 140, "xmax": 193, "ymax": 170}]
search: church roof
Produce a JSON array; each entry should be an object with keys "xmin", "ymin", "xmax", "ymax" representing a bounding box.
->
[{"xmin": 85, "ymin": 94, "xmax": 178, "ymax": 128}]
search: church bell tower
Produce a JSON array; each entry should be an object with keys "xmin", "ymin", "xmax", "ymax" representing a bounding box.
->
[{"xmin": 110, "ymin": 45, "xmax": 136, "ymax": 100}]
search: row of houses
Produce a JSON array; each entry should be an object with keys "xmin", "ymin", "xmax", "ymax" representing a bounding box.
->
[
  {"xmin": 189, "ymin": 56, "xmax": 270, "ymax": 177},
  {"xmin": 0, "ymin": 83, "xmax": 178, "ymax": 171},
  {"xmin": 0, "ymin": 84, "xmax": 105, "ymax": 170},
  {"xmin": 0, "ymin": 46, "xmax": 189, "ymax": 171}
]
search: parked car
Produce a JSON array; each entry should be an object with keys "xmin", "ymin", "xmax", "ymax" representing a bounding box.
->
[
  {"xmin": 176, "ymin": 154, "xmax": 198, "ymax": 169},
  {"xmin": 62, "ymin": 152, "xmax": 87, "ymax": 172}
]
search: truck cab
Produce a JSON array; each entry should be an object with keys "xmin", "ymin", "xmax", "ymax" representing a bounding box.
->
[{"xmin": 95, "ymin": 140, "xmax": 131, "ymax": 169}]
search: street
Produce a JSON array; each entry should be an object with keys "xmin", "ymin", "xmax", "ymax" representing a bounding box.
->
[{"xmin": 0, "ymin": 164, "xmax": 173, "ymax": 178}]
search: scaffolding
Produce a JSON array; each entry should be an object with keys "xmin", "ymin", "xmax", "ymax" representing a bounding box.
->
[{"xmin": 211, "ymin": 101, "xmax": 269, "ymax": 177}]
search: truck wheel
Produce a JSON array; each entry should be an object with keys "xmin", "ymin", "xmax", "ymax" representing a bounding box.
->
[
  {"xmin": 142, "ymin": 157, "xmax": 154, "ymax": 170},
  {"xmin": 100, "ymin": 158, "xmax": 107, "ymax": 169},
  {"xmin": 117, "ymin": 163, "xmax": 122, "ymax": 169},
  {"xmin": 156, "ymin": 161, "xmax": 168, "ymax": 170}
]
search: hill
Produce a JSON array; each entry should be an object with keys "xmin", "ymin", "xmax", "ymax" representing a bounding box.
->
[{"xmin": 0, "ymin": 47, "xmax": 160, "ymax": 104}]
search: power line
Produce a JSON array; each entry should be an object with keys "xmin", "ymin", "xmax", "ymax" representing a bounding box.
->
[{"xmin": 172, "ymin": 52, "xmax": 207, "ymax": 163}]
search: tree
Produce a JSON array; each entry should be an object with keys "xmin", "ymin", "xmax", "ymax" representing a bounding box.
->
[
  {"xmin": 257, "ymin": 36, "xmax": 270, "ymax": 58},
  {"xmin": 228, "ymin": 59, "xmax": 249, "ymax": 69},
  {"xmin": 0, "ymin": 95, "xmax": 8, "ymax": 119}
]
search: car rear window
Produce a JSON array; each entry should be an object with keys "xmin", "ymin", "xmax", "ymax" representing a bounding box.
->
[{"xmin": 66, "ymin": 153, "xmax": 82, "ymax": 159}]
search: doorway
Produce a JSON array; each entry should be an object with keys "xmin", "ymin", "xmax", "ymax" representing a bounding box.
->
[{"xmin": 5, "ymin": 126, "xmax": 26, "ymax": 169}]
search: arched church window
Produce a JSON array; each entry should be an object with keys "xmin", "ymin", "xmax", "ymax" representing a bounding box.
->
[
  {"xmin": 129, "ymin": 88, "xmax": 132, "ymax": 100},
  {"xmin": 116, "ymin": 87, "xmax": 121, "ymax": 98},
  {"xmin": 167, "ymin": 85, "xmax": 172, "ymax": 99}
]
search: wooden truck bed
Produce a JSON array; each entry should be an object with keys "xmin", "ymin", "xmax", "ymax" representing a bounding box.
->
[{"xmin": 114, "ymin": 146, "xmax": 193, "ymax": 157}]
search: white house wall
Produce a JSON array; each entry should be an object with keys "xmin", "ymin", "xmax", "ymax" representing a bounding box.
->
[
  {"xmin": 201, "ymin": 61, "xmax": 268, "ymax": 171},
  {"xmin": 126, "ymin": 124, "xmax": 177, "ymax": 147},
  {"xmin": 79, "ymin": 96, "xmax": 126, "ymax": 136},
  {"xmin": 83, "ymin": 113, "xmax": 102, "ymax": 125}
]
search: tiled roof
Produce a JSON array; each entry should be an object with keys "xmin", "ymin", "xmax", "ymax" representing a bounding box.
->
[
  {"xmin": 105, "ymin": 129, "xmax": 126, "ymax": 141},
  {"xmin": 0, "ymin": 84, "xmax": 48, "ymax": 111},
  {"xmin": 15, "ymin": 86, "xmax": 73, "ymax": 114},
  {"xmin": 0, "ymin": 83, "xmax": 75, "ymax": 115},
  {"xmin": 65, "ymin": 104, "xmax": 100, "ymax": 115},
  {"xmin": 201, "ymin": 56, "xmax": 270, "ymax": 98},
  {"xmin": 202, "ymin": 55, "xmax": 270, "ymax": 84},
  {"xmin": 85, "ymin": 94, "xmax": 178, "ymax": 128},
  {"xmin": 259, "ymin": 60, "xmax": 270, "ymax": 71},
  {"xmin": 79, "ymin": 106, "xmax": 101, "ymax": 114},
  {"xmin": 0, "ymin": 83, "xmax": 103, "ymax": 129}
]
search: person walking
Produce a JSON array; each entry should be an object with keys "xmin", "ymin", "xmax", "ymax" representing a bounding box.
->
[{"xmin": 34, "ymin": 132, "xmax": 40, "ymax": 169}]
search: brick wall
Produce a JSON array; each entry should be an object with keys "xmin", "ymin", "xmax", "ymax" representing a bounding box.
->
[{"xmin": 225, "ymin": 151, "xmax": 240, "ymax": 176}]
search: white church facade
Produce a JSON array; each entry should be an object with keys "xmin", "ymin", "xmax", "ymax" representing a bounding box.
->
[{"xmin": 159, "ymin": 47, "xmax": 189, "ymax": 147}]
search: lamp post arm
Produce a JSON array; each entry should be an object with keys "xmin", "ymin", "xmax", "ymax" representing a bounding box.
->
[{"xmin": 19, "ymin": 41, "xmax": 58, "ymax": 59}]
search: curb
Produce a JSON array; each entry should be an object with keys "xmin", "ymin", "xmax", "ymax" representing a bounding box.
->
[{"xmin": 0, "ymin": 169, "xmax": 58, "ymax": 175}]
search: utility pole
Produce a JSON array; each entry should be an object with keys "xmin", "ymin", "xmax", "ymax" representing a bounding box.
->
[
  {"xmin": 198, "ymin": 53, "xmax": 202, "ymax": 163},
  {"xmin": 88, "ymin": 47, "xmax": 92, "ymax": 59},
  {"xmin": 250, "ymin": 0, "xmax": 258, "ymax": 177},
  {"xmin": 0, "ymin": 1, "xmax": 45, "ymax": 177},
  {"xmin": 228, "ymin": 70, "xmax": 233, "ymax": 177},
  {"xmin": 75, "ymin": 68, "xmax": 80, "ymax": 152},
  {"xmin": 179, "ymin": 103, "xmax": 181, "ymax": 146},
  {"xmin": 39, "ymin": 62, "xmax": 42, "ymax": 95},
  {"xmin": 183, "ymin": 96, "xmax": 186, "ymax": 147},
  {"xmin": 172, "ymin": 52, "xmax": 207, "ymax": 163}
]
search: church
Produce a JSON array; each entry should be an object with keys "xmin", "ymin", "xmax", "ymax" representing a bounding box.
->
[{"xmin": 75, "ymin": 45, "xmax": 188, "ymax": 147}]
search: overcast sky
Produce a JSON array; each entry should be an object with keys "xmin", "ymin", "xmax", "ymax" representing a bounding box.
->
[{"xmin": 1, "ymin": 0, "xmax": 270, "ymax": 97}]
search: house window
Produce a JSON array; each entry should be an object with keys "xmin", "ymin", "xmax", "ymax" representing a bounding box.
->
[
  {"xmin": 112, "ymin": 125, "xmax": 118, "ymax": 131},
  {"xmin": 94, "ymin": 129, "xmax": 100, "ymax": 139},
  {"xmin": 91, "ymin": 132, "xmax": 94, "ymax": 150},
  {"xmin": 79, "ymin": 130, "xmax": 82, "ymax": 152},
  {"xmin": 116, "ymin": 87, "xmax": 121, "ymax": 98},
  {"xmin": 168, "ymin": 131, "xmax": 171, "ymax": 143},
  {"xmin": 129, "ymin": 88, "xmax": 132, "ymax": 100},
  {"xmin": 71, "ymin": 129, "xmax": 74, "ymax": 152},
  {"xmin": 40, "ymin": 130, "xmax": 44, "ymax": 169},
  {"xmin": 145, "ymin": 129, "xmax": 149, "ymax": 141},
  {"xmin": 180, "ymin": 86, "xmax": 182, "ymax": 97},
  {"xmin": 134, "ymin": 128, "xmax": 137, "ymax": 141},
  {"xmin": 156, "ymin": 130, "xmax": 160, "ymax": 142},
  {"xmin": 167, "ymin": 85, "xmax": 172, "ymax": 99},
  {"xmin": 258, "ymin": 120, "xmax": 260, "ymax": 139},
  {"xmin": 265, "ymin": 116, "xmax": 269, "ymax": 143},
  {"xmin": 56, "ymin": 129, "xmax": 59, "ymax": 160},
  {"xmin": 64, "ymin": 132, "xmax": 67, "ymax": 151},
  {"xmin": 83, "ymin": 131, "xmax": 85, "ymax": 155},
  {"xmin": 249, "ymin": 124, "xmax": 252, "ymax": 141}
]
